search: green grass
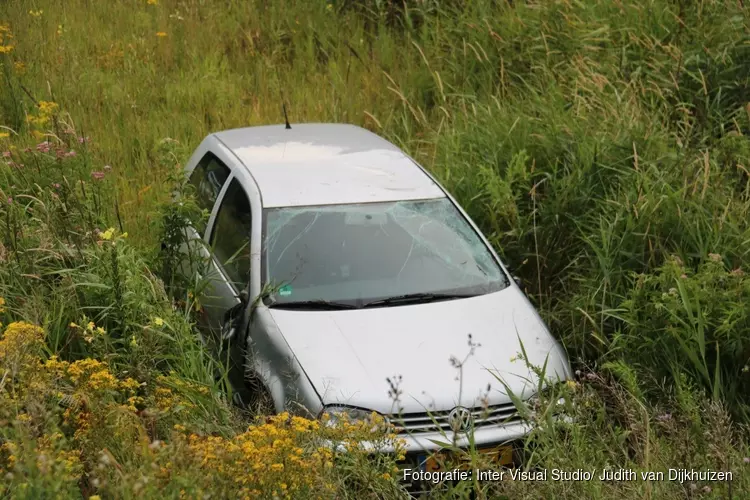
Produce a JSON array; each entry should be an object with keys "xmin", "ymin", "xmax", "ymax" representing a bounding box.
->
[{"xmin": 1, "ymin": 0, "xmax": 750, "ymax": 498}]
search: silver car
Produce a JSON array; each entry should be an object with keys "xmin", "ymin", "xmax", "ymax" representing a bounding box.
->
[{"xmin": 180, "ymin": 123, "xmax": 572, "ymax": 465}]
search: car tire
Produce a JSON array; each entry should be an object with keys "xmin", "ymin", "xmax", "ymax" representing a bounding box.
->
[{"xmin": 243, "ymin": 375, "xmax": 276, "ymax": 417}]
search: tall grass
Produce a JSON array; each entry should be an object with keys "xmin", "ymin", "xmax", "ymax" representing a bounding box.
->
[{"xmin": 1, "ymin": 0, "xmax": 750, "ymax": 498}]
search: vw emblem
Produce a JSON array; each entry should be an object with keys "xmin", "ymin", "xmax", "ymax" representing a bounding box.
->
[{"xmin": 448, "ymin": 406, "xmax": 473, "ymax": 433}]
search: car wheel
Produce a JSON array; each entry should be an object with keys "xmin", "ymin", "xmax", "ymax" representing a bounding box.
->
[{"xmin": 243, "ymin": 376, "xmax": 276, "ymax": 417}]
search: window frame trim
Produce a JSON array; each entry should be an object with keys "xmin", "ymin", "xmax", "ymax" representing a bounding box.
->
[
  {"xmin": 188, "ymin": 152, "xmax": 232, "ymax": 236},
  {"xmin": 203, "ymin": 172, "xmax": 234, "ymax": 244},
  {"xmin": 206, "ymin": 176, "xmax": 254, "ymax": 292}
]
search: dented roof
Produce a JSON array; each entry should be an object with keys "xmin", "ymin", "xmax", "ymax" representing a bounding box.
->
[{"xmin": 213, "ymin": 123, "xmax": 445, "ymax": 208}]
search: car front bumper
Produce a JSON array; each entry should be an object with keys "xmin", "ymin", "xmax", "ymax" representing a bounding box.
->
[
  {"xmin": 395, "ymin": 420, "xmax": 532, "ymax": 454},
  {"xmin": 327, "ymin": 419, "xmax": 532, "ymax": 455}
]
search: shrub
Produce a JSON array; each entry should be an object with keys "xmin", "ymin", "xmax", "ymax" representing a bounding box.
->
[{"xmin": 619, "ymin": 255, "xmax": 750, "ymax": 416}]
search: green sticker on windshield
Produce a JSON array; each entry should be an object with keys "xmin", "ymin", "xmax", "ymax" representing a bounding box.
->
[{"xmin": 278, "ymin": 285, "xmax": 293, "ymax": 297}]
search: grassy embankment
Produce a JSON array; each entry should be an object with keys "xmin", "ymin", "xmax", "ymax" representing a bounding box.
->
[{"xmin": 1, "ymin": 0, "xmax": 750, "ymax": 498}]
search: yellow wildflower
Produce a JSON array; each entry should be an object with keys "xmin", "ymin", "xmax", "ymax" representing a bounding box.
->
[
  {"xmin": 153, "ymin": 317, "xmax": 164, "ymax": 327},
  {"xmin": 0, "ymin": 296, "xmax": 5, "ymax": 313},
  {"xmin": 147, "ymin": 0, "xmax": 158, "ymax": 4},
  {"xmin": 88, "ymin": 369, "xmax": 118, "ymax": 390},
  {"xmin": 38, "ymin": 101, "xmax": 58, "ymax": 115},
  {"xmin": 26, "ymin": 101, "xmax": 58, "ymax": 130},
  {"xmin": 121, "ymin": 378, "xmax": 141, "ymax": 391},
  {"xmin": 29, "ymin": 9, "xmax": 43, "ymax": 17},
  {"xmin": 0, "ymin": 132, "xmax": 9, "ymax": 139},
  {"xmin": 0, "ymin": 322, "xmax": 45, "ymax": 360},
  {"xmin": 156, "ymin": 31, "xmax": 167, "ymax": 37},
  {"xmin": 100, "ymin": 227, "xmax": 115, "ymax": 240}
]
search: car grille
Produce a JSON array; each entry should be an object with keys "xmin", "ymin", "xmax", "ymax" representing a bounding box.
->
[{"xmin": 389, "ymin": 402, "xmax": 522, "ymax": 434}]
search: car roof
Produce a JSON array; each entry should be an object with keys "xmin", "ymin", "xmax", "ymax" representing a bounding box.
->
[{"xmin": 212, "ymin": 123, "xmax": 445, "ymax": 208}]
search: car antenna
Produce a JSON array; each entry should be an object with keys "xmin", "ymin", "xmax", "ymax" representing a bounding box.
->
[
  {"xmin": 277, "ymin": 73, "xmax": 292, "ymax": 129},
  {"xmin": 282, "ymin": 102, "xmax": 291, "ymax": 130}
]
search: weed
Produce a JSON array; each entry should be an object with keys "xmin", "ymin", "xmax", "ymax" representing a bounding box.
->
[{"xmin": 2, "ymin": 0, "xmax": 750, "ymax": 498}]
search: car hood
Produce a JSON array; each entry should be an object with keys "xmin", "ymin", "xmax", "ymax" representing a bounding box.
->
[{"xmin": 268, "ymin": 286, "xmax": 571, "ymax": 414}]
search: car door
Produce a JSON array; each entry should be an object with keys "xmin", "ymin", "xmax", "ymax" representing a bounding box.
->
[
  {"xmin": 181, "ymin": 153, "xmax": 232, "ymax": 330},
  {"xmin": 202, "ymin": 177, "xmax": 254, "ymax": 335}
]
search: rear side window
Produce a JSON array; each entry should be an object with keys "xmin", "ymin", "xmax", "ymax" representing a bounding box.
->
[
  {"xmin": 188, "ymin": 153, "xmax": 231, "ymax": 234},
  {"xmin": 209, "ymin": 179, "xmax": 252, "ymax": 289}
]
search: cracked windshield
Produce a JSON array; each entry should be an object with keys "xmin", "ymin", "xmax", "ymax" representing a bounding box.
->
[{"xmin": 264, "ymin": 198, "xmax": 509, "ymax": 307}]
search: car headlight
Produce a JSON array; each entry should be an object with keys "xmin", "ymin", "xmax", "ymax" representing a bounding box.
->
[
  {"xmin": 526, "ymin": 382, "xmax": 574, "ymax": 423},
  {"xmin": 319, "ymin": 405, "xmax": 381, "ymax": 427},
  {"xmin": 527, "ymin": 383, "xmax": 567, "ymax": 410},
  {"xmin": 528, "ymin": 389, "xmax": 565, "ymax": 409}
]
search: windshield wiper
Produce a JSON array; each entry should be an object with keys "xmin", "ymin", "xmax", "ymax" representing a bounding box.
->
[
  {"xmin": 362, "ymin": 292, "xmax": 476, "ymax": 308},
  {"xmin": 268, "ymin": 299, "xmax": 359, "ymax": 310}
]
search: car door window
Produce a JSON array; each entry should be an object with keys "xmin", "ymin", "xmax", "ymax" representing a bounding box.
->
[
  {"xmin": 209, "ymin": 179, "xmax": 252, "ymax": 289},
  {"xmin": 188, "ymin": 153, "xmax": 231, "ymax": 235}
]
